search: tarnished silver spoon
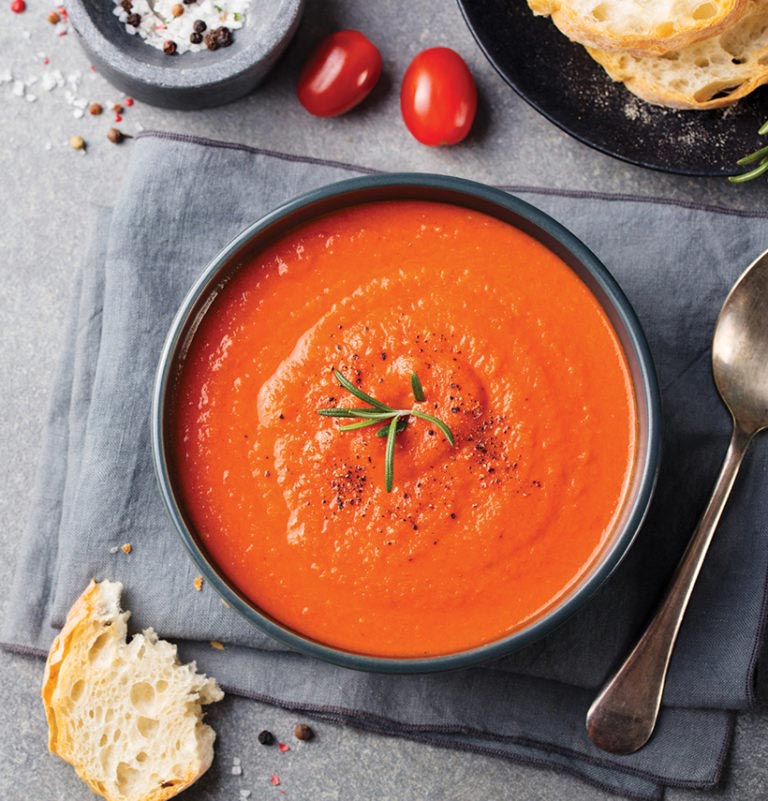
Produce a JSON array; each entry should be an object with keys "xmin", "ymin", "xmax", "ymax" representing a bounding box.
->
[{"xmin": 586, "ymin": 247, "xmax": 768, "ymax": 755}]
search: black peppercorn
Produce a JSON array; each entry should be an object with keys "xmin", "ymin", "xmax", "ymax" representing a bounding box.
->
[
  {"xmin": 293, "ymin": 723, "xmax": 314, "ymax": 741},
  {"xmin": 205, "ymin": 25, "xmax": 232, "ymax": 50},
  {"xmin": 163, "ymin": 40, "xmax": 177, "ymax": 55},
  {"xmin": 190, "ymin": 31, "xmax": 202, "ymax": 43},
  {"xmin": 257, "ymin": 730, "xmax": 275, "ymax": 746},
  {"xmin": 120, "ymin": 0, "xmax": 132, "ymax": 10},
  {"xmin": 192, "ymin": 18, "xmax": 206, "ymax": 32},
  {"xmin": 126, "ymin": 12, "xmax": 141, "ymax": 26}
]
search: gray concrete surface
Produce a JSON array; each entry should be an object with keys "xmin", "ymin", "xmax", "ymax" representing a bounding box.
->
[{"xmin": 2, "ymin": 1, "xmax": 768, "ymax": 799}]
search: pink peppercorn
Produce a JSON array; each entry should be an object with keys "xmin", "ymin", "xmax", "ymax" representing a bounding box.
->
[{"xmin": 10, "ymin": 0, "xmax": 26, "ymax": 13}]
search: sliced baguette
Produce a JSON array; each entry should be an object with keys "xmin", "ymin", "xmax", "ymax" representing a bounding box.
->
[
  {"xmin": 587, "ymin": 1, "xmax": 768, "ymax": 109},
  {"xmin": 42, "ymin": 580, "xmax": 224, "ymax": 801},
  {"xmin": 528, "ymin": 0, "xmax": 749, "ymax": 55}
]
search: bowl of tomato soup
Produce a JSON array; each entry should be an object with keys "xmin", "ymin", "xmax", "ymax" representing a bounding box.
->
[{"xmin": 152, "ymin": 174, "xmax": 660, "ymax": 672}]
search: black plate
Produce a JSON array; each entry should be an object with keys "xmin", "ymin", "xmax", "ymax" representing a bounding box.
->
[{"xmin": 458, "ymin": 0, "xmax": 768, "ymax": 176}]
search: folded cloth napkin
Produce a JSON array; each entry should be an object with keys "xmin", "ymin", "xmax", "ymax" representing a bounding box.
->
[{"xmin": 4, "ymin": 132, "xmax": 768, "ymax": 801}]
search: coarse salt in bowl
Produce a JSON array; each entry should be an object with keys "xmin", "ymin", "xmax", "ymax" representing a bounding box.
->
[{"xmin": 66, "ymin": 0, "xmax": 304, "ymax": 108}]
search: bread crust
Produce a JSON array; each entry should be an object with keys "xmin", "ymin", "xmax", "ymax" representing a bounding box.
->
[
  {"xmin": 587, "ymin": 1, "xmax": 768, "ymax": 110},
  {"xmin": 42, "ymin": 580, "xmax": 222, "ymax": 801},
  {"xmin": 529, "ymin": 0, "xmax": 749, "ymax": 56}
]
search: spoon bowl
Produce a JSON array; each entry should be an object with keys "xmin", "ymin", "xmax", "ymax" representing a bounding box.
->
[{"xmin": 713, "ymin": 250, "xmax": 768, "ymax": 433}]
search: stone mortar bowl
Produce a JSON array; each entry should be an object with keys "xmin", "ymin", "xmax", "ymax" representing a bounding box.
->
[{"xmin": 67, "ymin": 0, "xmax": 304, "ymax": 109}]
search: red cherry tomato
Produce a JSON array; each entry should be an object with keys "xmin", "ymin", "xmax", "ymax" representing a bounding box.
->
[
  {"xmin": 297, "ymin": 30, "xmax": 382, "ymax": 118},
  {"xmin": 400, "ymin": 47, "xmax": 477, "ymax": 146}
]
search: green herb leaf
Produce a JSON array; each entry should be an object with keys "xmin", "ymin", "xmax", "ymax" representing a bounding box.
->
[
  {"xmin": 410, "ymin": 372, "xmax": 425, "ymax": 402},
  {"xmin": 732, "ymin": 121, "xmax": 768, "ymax": 182},
  {"xmin": 233, "ymin": 11, "xmax": 241, "ymax": 20},
  {"xmin": 376, "ymin": 418, "xmax": 408, "ymax": 437},
  {"xmin": 317, "ymin": 369, "xmax": 455, "ymax": 492},
  {"xmin": 385, "ymin": 416, "xmax": 398, "ymax": 492},
  {"xmin": 729, "ymin": 159, "xmax": 768, "ymax": 183},
  {"xmin": 333, "ymin": 370, "xmax": 393, "ymax": 412},
  {"xmin": 737, "ymin": 144, "xmax": 768, "ymax": 166},
  {"xmin": 339, "ymin": 419, "xmax": 383, "ymax": 432},
  {"xmin": 411, "ymin": 410, "xmax": 456, "ymax": 446}
]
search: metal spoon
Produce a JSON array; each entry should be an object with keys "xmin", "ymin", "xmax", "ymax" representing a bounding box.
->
[{"xmin": 586, "ymin": 248, "xmax": 768, "ymax": 755}]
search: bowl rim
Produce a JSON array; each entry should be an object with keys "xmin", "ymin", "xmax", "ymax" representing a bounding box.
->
[
  {"xmin": 67, "ymin": 0, "xmax": 303, "ymax": 89},
  {"xmin": 151, "ymin": 172, "xmax": 661, "ymax": 674}
]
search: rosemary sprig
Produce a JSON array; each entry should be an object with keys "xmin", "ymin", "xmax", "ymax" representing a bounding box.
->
[
  {"xmin": 730, "ymin": 120, "xmax": 768, "ymax": 183},
  {"xmin": 318, "ymin": 369, "xmax": 455, "ymax": 492}
]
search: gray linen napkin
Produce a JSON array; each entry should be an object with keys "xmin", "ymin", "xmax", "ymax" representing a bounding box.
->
[{"xmin": 4, "ymin": 132, "xmax": 768, "ymax": 800}]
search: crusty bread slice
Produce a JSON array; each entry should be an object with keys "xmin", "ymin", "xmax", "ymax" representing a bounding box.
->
[
  {"xmin": 587, "ymin": 1, "xmax": 768, "ymax": 109},
  {"xmin": 42, "ymin": 580, "xmax": 224, "ymax": 801},
  {"xmin": 528, "ymin": 0, "xmax": 749, "ymax": 55}
]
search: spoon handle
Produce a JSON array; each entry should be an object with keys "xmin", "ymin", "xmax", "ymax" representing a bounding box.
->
[{"xmin": 586, "ymin": 423, "xmax": 754, "ymax": 755}]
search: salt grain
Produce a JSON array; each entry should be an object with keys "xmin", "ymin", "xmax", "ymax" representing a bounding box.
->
[
  {"xmin": 112, "ymin": 0, "xmax": 250, "ymax": 55},
  {"xmin": 230, "ymin": 765, "xmax": 242, "ymax": 776}
]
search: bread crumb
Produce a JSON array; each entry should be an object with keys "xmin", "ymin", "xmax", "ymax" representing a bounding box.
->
[
  {"xmin": 120, "ymin": 543, "xmax": 132, "ymax": 554},
  {"xmin": 210, "ymin": 640, "xmax": 225, "ymax": 650},
  {"xmin": 109, "ymin": 546, "xmax": 120, "ymax": 554},
  {"xmin": 193, "ymin": 576, "xmax": 203, "ymax": 591}
]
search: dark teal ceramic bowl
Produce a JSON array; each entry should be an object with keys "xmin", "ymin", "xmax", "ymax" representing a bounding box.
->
[{"xmin": 151, "ymin": 173, "xmax": 661, "ymax": 673}]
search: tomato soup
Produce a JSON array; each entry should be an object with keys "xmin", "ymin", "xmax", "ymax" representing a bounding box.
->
[{"xmin": 169, "ymin": 200, "xmax": 636, "ymax": 658}]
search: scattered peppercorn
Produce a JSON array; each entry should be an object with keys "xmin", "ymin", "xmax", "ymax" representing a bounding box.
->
[
  {"xmin": 183, "ymin": 0, "xmax": 196, "ymax": 4},
  {"xmin": 124, "ymin": 97, "xmax": 134, "ymax": 106},
  {"xmin": 171, "ymin": 3, "xmax": 184, "ymax": 15},
  {"xmin": 120, "ymin": 542, "xmax": 132, "ymax": 554},
  {"xmin": 204, "ymin": 25, "xmax": 232, "ymax": 50},
  {"xmin": 10, "ymin": 0, "xmax": 25, "ymax": 13},
  {"xmin": 47, "ymin": 10, "xmax": 60, "ymax": 23},
  {"xmin": 258, "ymin": 730, "xmax": 275, "ymax": 746},
  {"xmin": 293, "ymin": 723, "xmax": 314, "ymax": 741},
  {"xmin": 190, "ymin": 31, "xmax": 202, "ymax": 43},
  {"xmin": 163, "ymin": 40, "xmax": 178, "ymax": 55},
  {"xmin": 119, "ymin": 0, "xmax": 132, "ymax": 9},
  {"xmin": 126, "ymin": 12, "xmax": 141, "ymax": 26},
  {"xmin": 112, "ymin": 102, "xmax": 123, "ymax": 113},
  {"xmin": 107, "ymin": 127, "xmax": 125, "ymax": 144},
  {"xmin": 88, "ymin": 102, "xmax": 103, "ymax": 116},
  {"xmin": 192, "ymin": 18, "xmax": 206, "ymax": 32},
  {"xmin": 69, "ymin": 135, "xmax": 85, "ymax": 151}
]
